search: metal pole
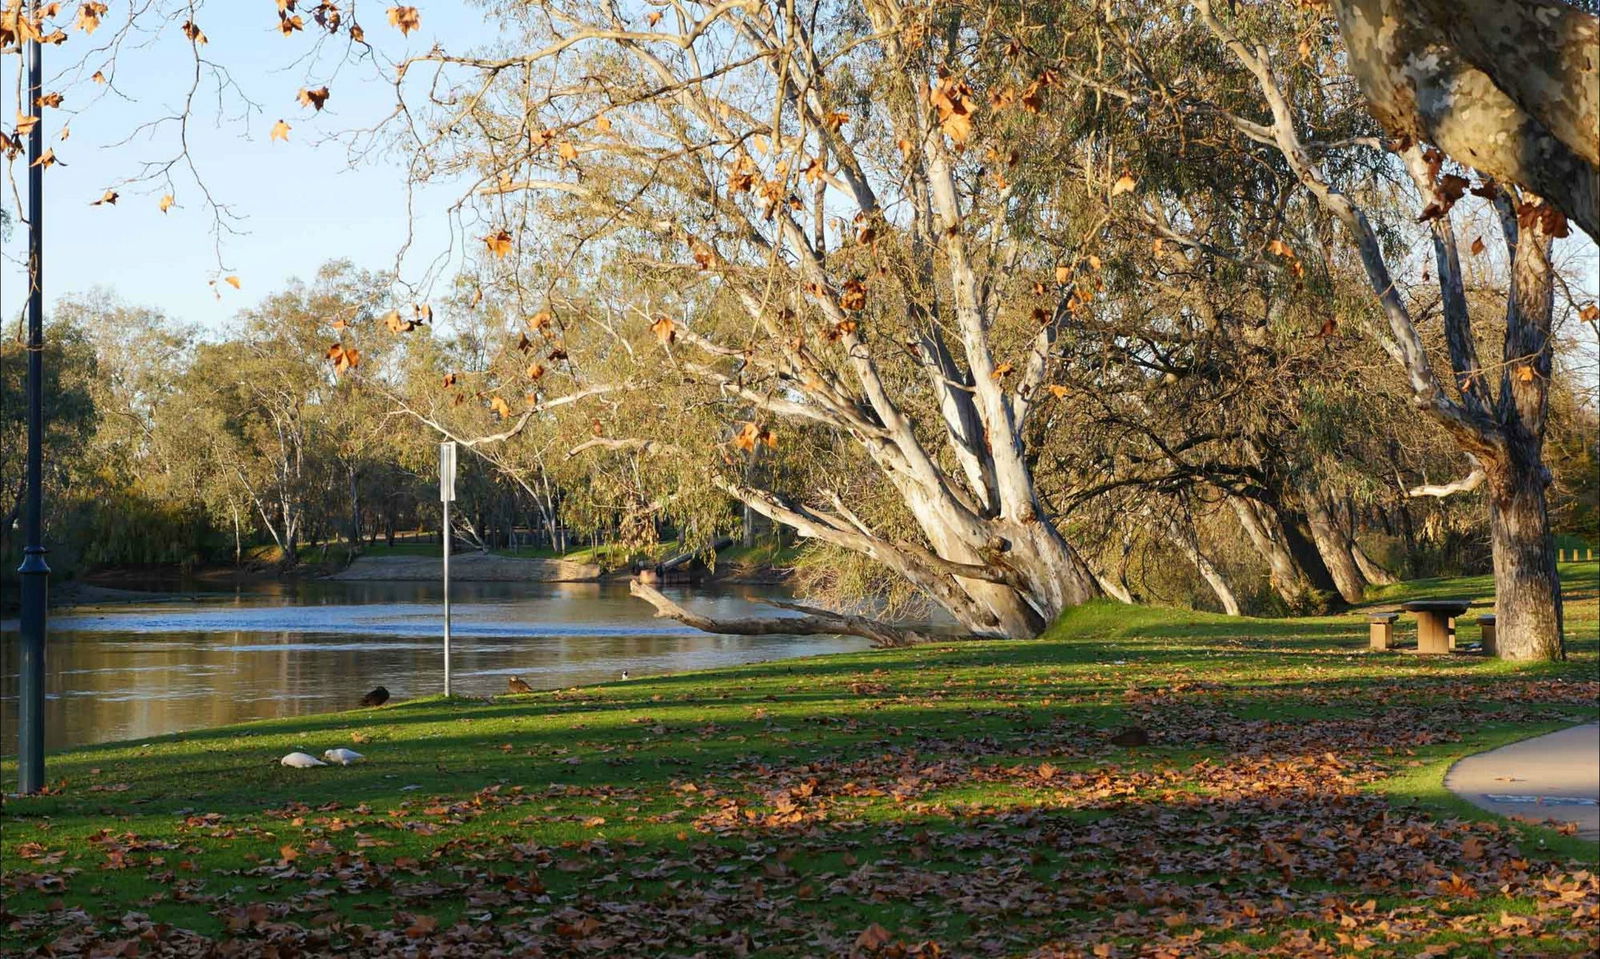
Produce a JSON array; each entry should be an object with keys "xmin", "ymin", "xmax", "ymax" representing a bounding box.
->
[
  {"xmin": 442, "ymin": 499, "xmax": 451, "ymax": 697},
  {"xmin": 17, "ymin": 9, "xmax": 51, "ymax": 795}
]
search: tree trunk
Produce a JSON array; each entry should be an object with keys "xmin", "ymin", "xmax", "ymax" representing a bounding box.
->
[
  {"xmin": 1352, "ymin": 541, "xmax": 1397, "ymax": 586},
  {"xmin": 1330, "ymin": 0, "xmax": 1599, "ymax": 240},
  {"xmin": 1160, "ymin": 514, "xmax": 1242, "ymax": 616},
  {"xmin": 1486, "ymin": 457, "xmax": 1565, "ymax": 660},
  {"xmin": 1301, "ymin": 488, "xmax": 1367, "ymax": 604},
  {"xmin": 1231, "ymin": 495, "xmax": 1338, "ymax": 612}
]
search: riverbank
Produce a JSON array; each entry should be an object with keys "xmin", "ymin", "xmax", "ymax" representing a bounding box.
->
[{"xmin": 3, "ymin": 564, "xmax": 1597, "ymax": 956}]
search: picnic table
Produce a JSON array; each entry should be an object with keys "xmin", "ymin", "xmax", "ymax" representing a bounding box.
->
[{"xmin": 1401, "ymin": 599, "xmax": 1472, "ymax": 654}]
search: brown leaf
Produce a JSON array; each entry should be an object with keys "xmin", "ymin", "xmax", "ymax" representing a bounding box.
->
[
  {"xmin": 1110, "ymin": 172, "xmax": 1137, "ymax": 197},
  {"xmin": 90, "ymin": 189, "xmax": 117, "ymax": 206},
  {"xmin": 490, "ymin": 395, "xmax": 512, "ymax": 419},
  {"xmin": 181, "ymin": 20, "xmax": 207, "ymax": 43},
  {"xmin": 484, "ymin": 229, "xmax": 513, "ymax": 258},
  {"xmin": 298, "ymin": 86, "xmax": 330, "ymax": 111},
  {"xmin": 1469, "ymin": 236, "xmax": 1485, "ymax": 256},
  {"xmin": 386, "ymin": 5, "xmax": 420, "ymax": 35},
  {"xmin": 650, "ymin": 315, "xmax": 677, "ymax": 345}
]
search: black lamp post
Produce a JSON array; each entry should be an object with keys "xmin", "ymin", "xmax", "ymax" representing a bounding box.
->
[{"xmin": 17, "ymin": 2, "xmax": 50, "ymax": 795}]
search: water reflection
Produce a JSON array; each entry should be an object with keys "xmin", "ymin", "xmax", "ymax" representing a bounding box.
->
[{"xmin": 0, "ymin": 580, "xmax": 868, "ymax": 752}]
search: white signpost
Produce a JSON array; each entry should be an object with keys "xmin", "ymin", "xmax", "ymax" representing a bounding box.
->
[{"xmin": 439, "ymin": 441, "xmax": 457, "ymax": 696}]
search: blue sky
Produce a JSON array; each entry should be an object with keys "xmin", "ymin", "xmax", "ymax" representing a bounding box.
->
[{"xmin": 1, "ymin": 1, "xmax": 490, "ymax": 333}]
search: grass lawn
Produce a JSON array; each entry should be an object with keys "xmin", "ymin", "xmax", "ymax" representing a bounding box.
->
[{"xmin": 3, "ymin": 565, "xmax": 1598, "ymax": 956}]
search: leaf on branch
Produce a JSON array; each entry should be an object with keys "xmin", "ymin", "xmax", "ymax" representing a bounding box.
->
[
  {"xmin": 159, "ymin": 194, "xmax": 174, "ymax": 213},
  {"xmin": 839, "ymin": 278, "xmax": 867, "ymax": 312},
  {"xmin": 516, "ymin": 332, "xmax": 532, "ymax": 353},
  {"xmin": 75, "ymin": 2, "xmax": 107, "ymax": 33},
  {"xmin": 270, "ymin": 119, "xmax": 291, "ymax": 142},
  {"xmin": 1419, "ymin": 174, "xmax": 1469, "ymax": 222},
  {"xmin": 490, "ymin": 395, "xmax": 512, "ymax": 419},
  {"xmin": 733, "ymin": 422, "xmax": 776, "ymax": 452},
  {"xmin": 1047, "ymin": 384, "xmax": 1070, "ymax": 399},
  {"xmin": 298, "ymin": 86, "xmax": 330, "ymax": 111},
  {"xmin": 1469, "ymin": 236, "xmax": 1485, "ymax": 256},
  {"xmin": 181, "ymin": 20, "xmax": 206, "ymax": 43},
  {"xmin": 645, "ymin": 10, "xmax": 663, "ymax": 27},
  {"xmin": 1267, "ymin": 239, "xmax": 1295, "ymax": 259},
  {"xmin": 1110, "ymin": 172, "xmax": 1137, "ymax": 197},
  {"xmin": 36, "ymin": 92, "xmax": 62, "ymax": 109},
  {"xmin": 349, "ymin": 22, "xmax": 365, "ymax": 42},
  {"xmin": 442, "ymin": 372, "xmax": 457, "ymax": 389},
  {"xmin": 484, "ymin": 229, "xmax": 513, "ymax": 258},
  {"xmin": 331, "ymin": 318, "xmax": 348, "ymax": 330},
  {"xmin": 327, "ymin": 343, "xmax": 360, "ymax": 373},
  {"xmin": 650, "ymin": 315, "xmax": 676, "ymax": 345},
  {"xmin": 1313, "ymin": 316, "xmax": 1337, "ymax": 339},
  {"xmin": 90, "ymin": 189, "xmax": 117, "ymax": 206},
  {"xmin": 224, "ymin": 276, "xmax": 241, "ymax": 289},
  {"xmin": 279, "ymin": 12, "xmax": 304, "ymax": 35},
  {"xmin": 91, "ymin": 70, "xmax": 106, "ymax": 84},
  {"xmin": 527, "ymin": 311, "xmax": 552, "ymax": 333},
  {"xmin": 387, "ymin": 6, "xmax": 420, "ymax": 35},
  {"xmin": 526, "ymin": 363, "xmax": 544, "ymax": 380},
  {"xmin": 825, "ymin": 319, "xmax": 857, "ymax": 342},
  {"xmin": 690, "ymin": 238, "xmax": 714, "ymax": 270},
  {"xmin": 930, "ymin": 75, "xmax": 975, "ymax": 145},
  {"xmin": 31, "ymin": 147, "xmax": 56, "ymax": 168},
  {"xmin": 384, "ymin": 310, "xmax": 417, "ymax": 333},
  {"xmin": 557, "ymin": 140, "xmax": 577, "ymax": 164},
  {"xmin": 1578, "ymin": 303, "xmax": 1599, "ymax": 325}
]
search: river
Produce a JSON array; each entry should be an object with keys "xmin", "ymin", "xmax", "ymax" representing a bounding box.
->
[{"xmin": 0, "ymin": 579, "xmax": 870, "ymax": 752}]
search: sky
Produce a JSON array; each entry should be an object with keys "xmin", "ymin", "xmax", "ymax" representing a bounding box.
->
[{"xmin": 1, "ymin": 1, "xmax": 492, "ymax": 334}]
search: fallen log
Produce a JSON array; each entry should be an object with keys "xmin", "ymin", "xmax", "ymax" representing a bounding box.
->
[{"xmin": 628, "ymin": 578, "xmax": 933, "ymax": 648}]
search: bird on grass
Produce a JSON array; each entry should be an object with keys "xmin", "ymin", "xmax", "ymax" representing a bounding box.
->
[
  {"xmin": 323, "ymin": 748, "xmax": 365, "ymax": 766},
  {"xmin": 1108, "ymin": 726, "xmax": 1150, "ymax": 748},
  {"xmin": 360, "ymin": 686, "xmax": 390, "ymax": 707},
  {"xmin": 620, "ymin": 670, "xmax": 630, "ymax": 681},
  {"xmin": 507, "ymin": 676, "xmax": 534, "ymax": 694},
  {"xmin": 280, "ymin": 752, "xmax": 327, "ymax": 768}
]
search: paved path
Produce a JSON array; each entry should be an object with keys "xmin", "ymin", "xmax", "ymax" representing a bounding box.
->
[{"xmin": 1444, "ymin": 723, "xmax": 1600, "ymax": 841}]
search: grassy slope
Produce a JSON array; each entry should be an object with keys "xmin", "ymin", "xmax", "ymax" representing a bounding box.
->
[{"xmin": 3, "ymin": 565, "xmax": 1598, "ymax": 957}]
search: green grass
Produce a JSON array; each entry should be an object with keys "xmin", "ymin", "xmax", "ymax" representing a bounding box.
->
[{"xmin": 4, "ymin": 565, "xmax": 1598, "ymax": 956}]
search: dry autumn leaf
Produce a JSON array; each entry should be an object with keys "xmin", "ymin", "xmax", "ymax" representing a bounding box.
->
[
  {"xmin": 1470, "ymin": 236, "xmax": 1486, "ymax": 256},
  {"xmin": 90, "ymin": 189, "xmax": 117, "ymax": 206},
  {"xmin": 484, "ymin": 229, "xmax": 513, "ymax": 258},
  {"xmin": 158, "ymin": 194, "xmax": 174, "ymax": 213},
  {"xmin": 651, "ymin": 315, "xmax": 677, "ymax": 345},
  {"xmin": 1110, "ymin": 172, "xmax": 1137, "ymax": 197},
  {"xmin": 297, "ymin": 86, "xmax": 330, "ymax": 111},
  {"xmin": 75, "ymin": 2, "xmax": 106, "ymax": 33},
  {"xmin": 224, "ymin": 276, "xmax": 241, "ymax": 289},
  {"xmin": 490, "ymin": 395, "xmax": 512, "ymax": 419},
  {"xmin": 387, "ymin": 5, "xmax": 420, "ymax": 35},
  {"xmin": 270, "ymin": 119, "xmax": 291, "ymax": 142},
  {"xmin": 181, "ymin": 19, "xmax": 206, "ymax": 43}
]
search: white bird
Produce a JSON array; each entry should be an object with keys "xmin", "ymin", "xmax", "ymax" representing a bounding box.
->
[
  {"xmin": 280, "ymin": 751, "xmax": 327, "ymax": 768},
  {"xmin": 620, "ymin": 670, "xmax": 630, "ymax": 680},
  {"xmin": 323, "ymin": 748, "xmax": 365, "ymax": 766}
]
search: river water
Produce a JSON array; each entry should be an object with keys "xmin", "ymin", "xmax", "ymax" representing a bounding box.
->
[{"xmin": 0, "ymin": 579, "xmax": 869, "ymax": 752}]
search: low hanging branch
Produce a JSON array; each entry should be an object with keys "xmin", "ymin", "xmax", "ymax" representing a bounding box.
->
[{"xmin": 628, "ymin": 579, "xmax": 935, "ymax": 648}]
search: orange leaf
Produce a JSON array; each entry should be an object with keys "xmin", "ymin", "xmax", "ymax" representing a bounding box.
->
[
  {"xmin": 158, "ymin": 194, "xmax": 174, "ymax": 213},
  {"xmin": 224, "ymin": 276, "xmax": 241, "ymax": 289},
  {"xmin": 270, "ymin": 119, "xmax": 291, "ymax": 142},
  {"xmin": 484, "ymin": 229, "xmax": 513, "ymax": 258},
  {"xmin": 386, "ymin": 6, "xmax": 420, "ymax": 35},
  {"xmin": 181, "ymin": 20, "xmax": 207, "ymax": 43},
  {"xmin": 1110, "ymin": 172, "xmax": 1137, "ymax": 197},
  {"xmin": 650, "ymin": 315, "xmax": 677, "ymax": 345}
]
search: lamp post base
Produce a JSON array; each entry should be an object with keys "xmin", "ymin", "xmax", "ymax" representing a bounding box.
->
[{"xmin": 17, "ymin": 546, "xmax": 50, "ymax": 795}]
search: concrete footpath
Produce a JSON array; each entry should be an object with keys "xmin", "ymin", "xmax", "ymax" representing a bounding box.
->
[{"xmin": 1444, "ymin": 723, "xmax": 1600, "ymax": 841}]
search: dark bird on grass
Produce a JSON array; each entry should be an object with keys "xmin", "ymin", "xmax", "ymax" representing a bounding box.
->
[
  {"xmin": 507, "ymin": 676, "xmax": 534, "ymax": 695},
  {"xmin": 1108, "ymin": 726, "xmax": 1149, "ymax": 747},
  {"xmin": 359, "ymin": 686, "xmax": 390, "ymax": 707}
]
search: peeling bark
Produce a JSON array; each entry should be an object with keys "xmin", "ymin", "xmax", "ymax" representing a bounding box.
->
[{"xmin": 1330, "ymin": 0, "xmax": 1600, "ymax": 239}]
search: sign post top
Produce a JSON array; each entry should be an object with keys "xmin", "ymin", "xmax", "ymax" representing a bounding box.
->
[{"xmin": 439, "ymin": 441, "xmax": 457, "ymax": 503}]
